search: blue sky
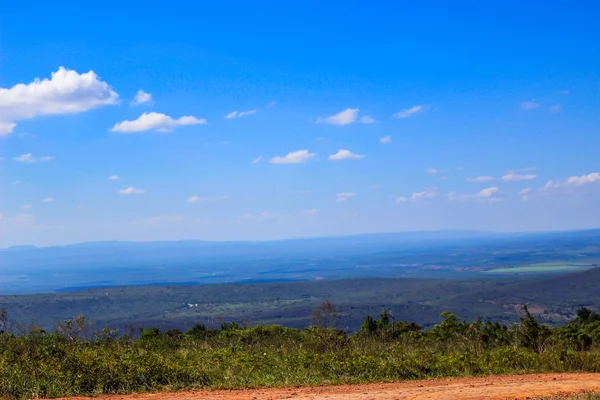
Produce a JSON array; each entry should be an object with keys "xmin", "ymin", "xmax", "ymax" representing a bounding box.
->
[{"xmin": 1, "ymin": 1, "xmax": 599, "ymax": 247}]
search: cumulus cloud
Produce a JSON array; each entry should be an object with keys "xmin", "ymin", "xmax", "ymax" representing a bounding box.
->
[
  {"xmin": 520, "ymin": 100, "xmax": 541, "ymax": 110},
  {"xmin": 42, "ymin": 197, "xmax": 53, "ymax": 203},
  {"xmin": 187, "ymin": 195, "xmax": 227, "ymax": 203},
  {"xmin": 543, "ymin": 172, "xmax": 600, "ymax": 190},
  {"xmin": 118, "ymin": 187, "xmax": 145, "ymax": 195},
  {"xmin": 270, "ymin": 150, "xmax": 316, "ymax": 164},
  {"xmin": 380, "ymin": 135, "xmax": 392, "ymax": 144},
  {"xmin": 0, "ymin": 122, "xmax": 16, "ymax": 136},
  {"xmin": 328, "ymin": 149, "xmax": 365, "ymax": 161},
  {"xmin": 466, "ymin": 176, "xmax": 496, "ymax": 183},
  {"xmin": 130, "ymin": 90, "xmax": 152, "ymax": 106},
  {"xmin": 335, "ymin": 192, "xmax": 356, "ymax": 203},
  {"xmin": 393, "ymin": 105, "xmax": 427, "ymax": 118},
  {"xmin": 108, "ymin": 175, "xmax": 120, "ymax": 180},
  {"xmin": 225, "ymin": 109, "xmax": 257, "ymax": 119},
  {"xmin": 110, "ymin": 112, "xmax": 206, "ymax": 133},
  {"xmin": 502, "ymin": 173, "xmax": 537, "ymax": 182},
  {"xmin": 13, "ymin": 153, "xmax": 53, "ymax": 163},
  {"xmin": 0, "ymin": 67, "xmax": 118, "ymax": 134}
]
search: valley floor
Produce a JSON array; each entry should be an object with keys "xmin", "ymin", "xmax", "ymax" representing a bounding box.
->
[{"xmin": 49, "ymin": 373, "xmax": 600, "ymax": 400}]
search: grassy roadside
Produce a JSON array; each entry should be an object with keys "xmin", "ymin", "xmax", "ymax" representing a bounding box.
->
[{"xmin": 1, "ymin": 305, "xmax": 600, "ymax": 399}]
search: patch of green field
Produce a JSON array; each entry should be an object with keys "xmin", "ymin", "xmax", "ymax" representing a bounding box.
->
[{"xmin": 483, "ymin": 265, "xmax": 587, "ymax": 274}]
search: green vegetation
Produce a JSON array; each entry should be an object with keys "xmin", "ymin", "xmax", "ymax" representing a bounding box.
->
[
  {"xmin": 1, "ymin": 304, "xmax": 600, "ymax": 399},
  {"xmin": 483, "ymin": 265, "xmax": 590, "ymax": 274}
]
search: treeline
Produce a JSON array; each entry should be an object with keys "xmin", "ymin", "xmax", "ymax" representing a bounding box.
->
[{"xmin": 0, "ymin": 303, "xmax": 600, "ymax": 399}]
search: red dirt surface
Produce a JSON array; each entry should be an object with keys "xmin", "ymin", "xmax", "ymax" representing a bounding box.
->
[{"xmin": 51, "ymin": 373, "xmax": 600, "ymax": 400}]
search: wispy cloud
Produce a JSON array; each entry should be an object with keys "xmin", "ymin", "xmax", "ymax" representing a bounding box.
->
[
  {"xmin": 520, "ymin": 100, "xmax": 541, "ymax": 110},
  {"xmin": 519, "ymin": 188, "xmax": 532, "ymax": 200},
  {"xmin": 225, "ymin": 109, "xmax": 257, "ymax": 119},
  {"xmin": 425, "ymin": 168, "xmax": 445, "ymax": 175},
  {"xmin": 270, "ymin": 150, "xmax": 316, "ymax": 164},
  {"xmin": 380, "ymin": 135, "xmax": 391, "ymax": 144},
  {"xmin": 0, "ymin": 67, "xmax": 118, "ymax": 136},
  {"xmin": 266, "ymin": 102, "xmax": 276, "ymax": 109},
  {"xmin": 252, "ymin": 156, "xmax": 262, "ymax": 164},
  {"xmin": 42, "ymin": 197, "xmax": 54, "ymax": 203},
  {"xmin": 316, "ymin": 108, "xmax": 373, "ymax": 126},
  {"xmin": 448, "ymin": 187, "xmax": 503, "ymax": 203},
  {"xmin": 397, "ymin": 188, "xmax": 438, "ymax": 203},
  {"xmin": 21, "ymin": 204, "xmax": 31, "ymax": 210},
  {"xmin": 187, "ymin": 195, "xmax": 227, "ymax": 203},
  {"xmin": 393, "ymin": 105, "xmax": 427, "ymax": 119},
  {"xmin": 328, "ymin": 149, "xmax": 365, "ymax": 161},
  {"xmin": 13, "ymin": 153, "xmax": 54, "ymax": 163},
  {"xmin": 335, "ymin": 192, "xmax": 356, "ymax": 203},
  {"xmin": 502, "ymin": 173, "xmax": 537, "ymax": 182},
  {"xmin": 466, "ymin": 176, "xmax": 496, "ymax": 183},
  {"xmin": 111, "ymin": 112, "xmax": 206, "ymax": 133},
  {"xmin": 130, "ymin": 90, "xmax": 152, "ymax": 106},
  {"xmin": 118, "ymin": 187, "xmax": 145, "ymax": 195},
  {"xmin": 549, "ymin": 104, "xmax": 562, "ymax": 113},
  {"xmin": 108, "ymin": 175, "xmax": 120, "ymax": 180}
]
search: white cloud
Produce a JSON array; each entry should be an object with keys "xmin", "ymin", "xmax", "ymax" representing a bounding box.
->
[
  {"xmin": 301, "ymin": 209, "xmax": 320, "ymax": 216},
  {"xmin": 380, "ymin": 135, "xmax": 392, "ymax": 144},
  {"xmin": 477, "ymin": 187, "xmax": 500, "ymax": 197},
  {"xmin": 425, "ymin": 168, "xmax": 445, "ymax": 175},
  {"xmin": 110, "ymin": 112, "xmax": 206, "ymax": 133},
  {"xmin": 393, "ymin": 105, "xmax": 426, "ymax": 118},
  {"xmin": 543, "ymin": 172, "xmax": 600, "ymax": 190},
  {"xmin": 520, "ymin": 100, "xmax": 541, "ymax": 110},
  {"xmin": 519, "ymin": 188, "xmax": 532, "ymax": 200},
  {"xmin": 328, "ymin": 149, "xmax": 365, "ymax": 161},
  {"xmin": 13, "ymin": 153, "xmax": 54, "ymax": 163},
  {"xmin": 130, "ymin": 90, "xmax": 152, "ymax": 106},
  {"xmin": 270, "ymin": 150, "xmax": 316, "ymax": 164},
  {"xmin": 0, "ymin": 213, "xmax": 37, "ymax": 229},
  {"xmin": 0, "ymin": 67, "xmax": 118, "ymax": 134},
  {"xmin": 410, "ymin": 189, "xmax": 438, "ymax": 201},
  {"xmin": 549, "ymin": 104, "xmax": 562, "ymax": 113},
  {"xmin": 336, "ymin": 192, "xmax": 356, "ymax": 203},
  {"xmin": 118, "ymin": 187, "xmax": 145, "ymax": 195},
  {"xmin": 316, "ymin": 108, "xmax": 371, "ymax": 125},
  {"xmin": 225, "ymin": 109, "xmax": 257, "ymax": 119},
  {"xmin": 21, "ymin": 204, "xmax": 31, "ymax": 209},
  {"xmin": 42, "ymin": 197, "xmax": 53, "ymax": 203},
  {"xmin": 466, "ymin": 176, "xmax": 496, "ymax": 183},
  {"xmin": 187, "ymin": 195, "xmax": 227, "ymax": 203},
  {"xmin": 108, "ymin": 175, "xmax": 120, "ymax": 180},
  {"xmin": 0, "ymin": 121, "xmax": 16, "ymax": 136},
  {"xmin": 448, "ymin": 187, "xmax": 503, "ymax": 203},
  {"xmin": 502, "ymin": 173, "xmax": 537, "ymax": 182},
  {"xmin": 395, "ymin": 196, "xmax": 407, "ymax": 204},
  {"xmin": 252, "ymin": 156, "xmax": 262, "ymax": 164}
]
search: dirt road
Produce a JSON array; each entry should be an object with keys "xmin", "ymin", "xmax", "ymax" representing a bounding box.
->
[{"xmin": 54, "ymin": 373, "xmax": 600, "ymax": 400}]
